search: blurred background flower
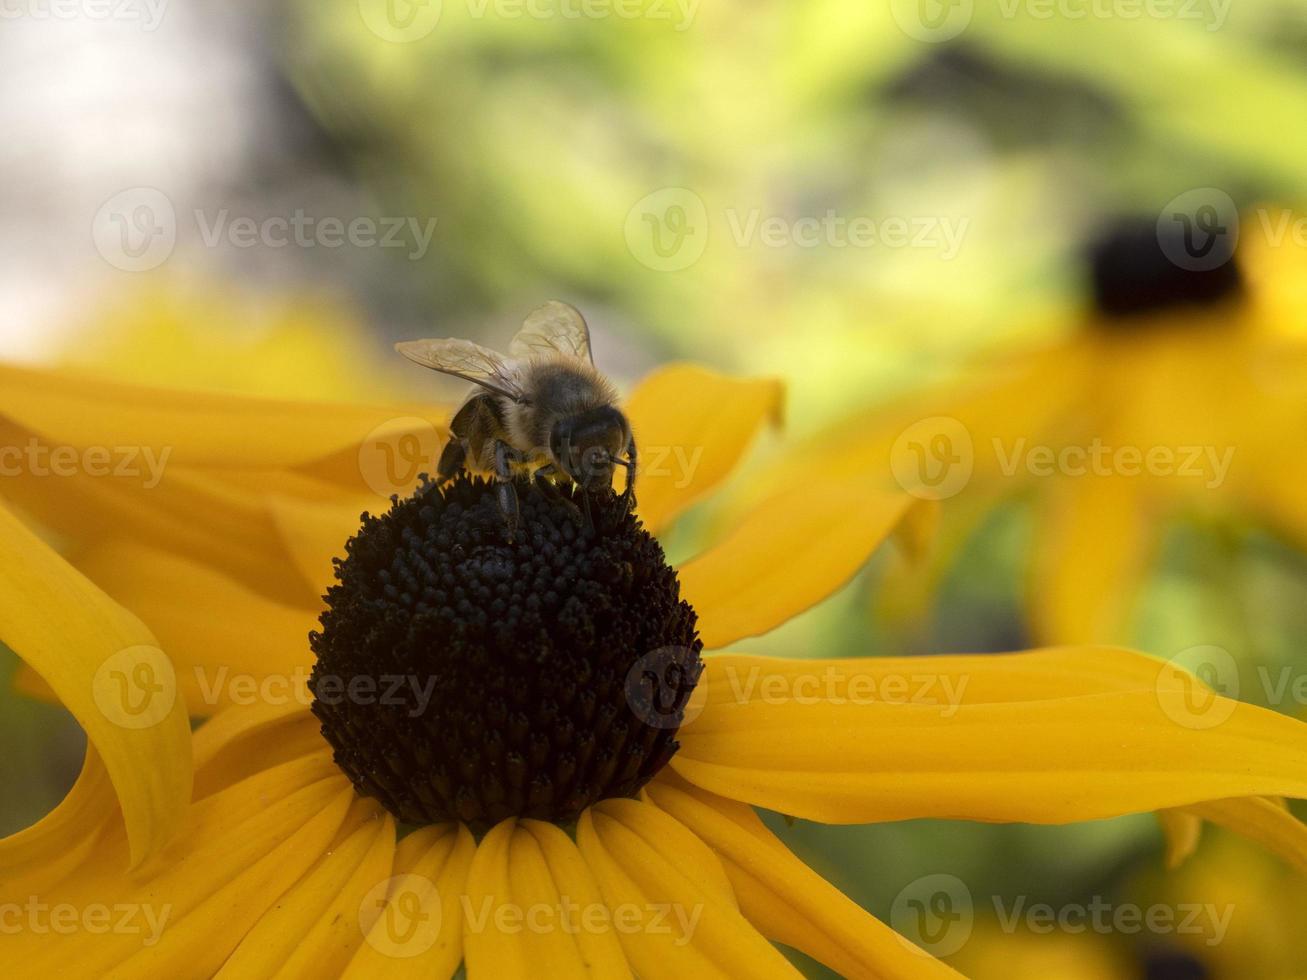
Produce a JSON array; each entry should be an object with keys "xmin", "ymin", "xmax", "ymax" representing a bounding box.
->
[{"xmin": 5, "ymin": 1, "xmax": 1307, "ymax": 976}]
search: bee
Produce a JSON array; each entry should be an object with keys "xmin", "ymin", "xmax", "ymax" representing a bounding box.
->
[{"xmin": 396, "ymin": 301, "xmax": 636, "ymax": 537}]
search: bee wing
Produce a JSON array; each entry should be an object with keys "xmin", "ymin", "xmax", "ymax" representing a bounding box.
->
[
  {"xmin": 509, "ymin": 301, "xmax": 593, "ymax": 364},
  {"xmin": 394, "ymin": 338, "xmax": 526, "ymax": 401}
]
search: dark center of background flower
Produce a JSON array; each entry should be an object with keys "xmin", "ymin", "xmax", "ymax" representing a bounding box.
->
[
  {"xmin": 309, "ymin": 474, "xmax": 703, "ymax": 831},
  {"xmin": 1086, "ymin": 214, "xmax": 1243, "ymax": 323},
  {"xmin": 1140, "ymin": 946, "xmax": 1210, "ymax": 980}
]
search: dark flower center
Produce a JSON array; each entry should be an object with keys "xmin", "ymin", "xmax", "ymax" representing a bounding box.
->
[
  {"xmin": 309, "ymin": 474, "xmax": 703, "ymax": 831},
  {"xmin": 1086, "ymin": 215, "xmax": 1243, "ymax": 324},
  {"xmin": 1141, "ymin": 947, "xmax": 1209, "ymax": 980}
]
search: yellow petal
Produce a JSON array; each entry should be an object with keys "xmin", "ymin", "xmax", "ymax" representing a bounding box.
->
[
  {"xmin": 463, "ymin": 819, "xmax": 631, "ymax": 979},
  {"xmin": 692, "ymin": 646, "xmax": 1167, "ymax": 718},
  {"xmin": 0, "ymin": 360, "xmax": 447, "ymax": 468},
  {"xmin": 1029, "ymin": 474, "xmax": 1158, "ymax": 645},
  {"xmin": 0, "ymin": 754, "xmax": 356, "ymax": 977},
  {"xmin": 678, "ymin": 476, "xmax": 926, "ymax": 648},
  {"xmin": 744, "ymin": 342, "xmax": 1086, "ymax": 498},
  {"xmin": 872, "ymin": 482, "xmax": 1005, "ymax": 627},
  {"xmin": 1183, "ymin": 796, "xmax": 1307, "ymax": 875},
  {"xmin": 192, "ymin": 702, "xmax": 327, "ymax": 801},
  {"xmin": 1155, "ymin": 809, "xmax": 1203, "ymax": 869},
  {"xmin": 576, "ymin": 799, "xmax": 800, "ymax": 978},
  {"xmin": 296, "ymin": 414, "xmax": 454, "ymax": 499},
  {"xmin": 220, "ymin": 802, "xmax": 396, "ymax": 979},
  {"xmin": 116, "ymin": 783, "xmax": 359, "ymax": 980},
  {"xmin": 0, "ymin": 500, "xmax": 191, "ymax": 865},
  {"xmin": 645, "ymin": 778, "xmax": 962, "ymax": 979},
  {"xmin": 344, "ymin": 823, "xmax": 475, "ymax": 980},
  {"xmin": 623, "ymin": 364, "xmax": 782, "ymax": 535},
  {"xmin": 0, "ymin": 748, "xmax": 116, "ymax": 897},
  {"xmin": 0, "ymin": 435, "xmax": 313, "ymax": 605},
  {"xmin": 267, "ymin": 493, "xmax": 374, "ymax": 598},
  {"xmin": 76, "ymin": 539, "xmax": 317, "ymax": 714},
  {"xmin": 672, "ymin": 648, "xmax": 1307, "ymax": 824}
]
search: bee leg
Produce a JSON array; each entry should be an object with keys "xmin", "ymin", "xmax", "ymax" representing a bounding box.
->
[
  {"xmin": 579, "ymin": 484, "xmax": 594, "ymax": 533},
  {"xmin": 493, "ymin": 440, "xmax": 522, "ymax": 540},
  {"xmin": 620, "ymin": 434, "xmax": 638, "ymax": 515},
  {"xmin": 436, "ymin": 436, "xmax": 467, "ymax": 484},
  {"xmin": 439, "ymin": 395, "xmax": 491, "ymax": 484}
]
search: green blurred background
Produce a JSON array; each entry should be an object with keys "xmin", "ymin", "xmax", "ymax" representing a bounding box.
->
[{"xmin": 4, "ymin": 1, "xmax": 1307, "ymax": 976}]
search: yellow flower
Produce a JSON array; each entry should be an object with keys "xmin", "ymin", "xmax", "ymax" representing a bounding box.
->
[
  {"xmin": 4, "ymin": 351, "xmax": 1307, "ymax": 978},
  {"xmin": 749, "ymin": 211, "xmax": 1307, "ymax": 647},
  {"xmin": 1123, "ymin": 832, "xmax": 1307, "ymax": 980},
  {"xmin": 947, "ymin": 924, "xmax": 1131, "ymax": 980},
  {"xmin": 947, "ymin": 815, "xmax": 1307, "ymax": 979}
]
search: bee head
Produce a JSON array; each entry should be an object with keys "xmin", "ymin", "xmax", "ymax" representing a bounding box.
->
[{"xmin": 550, "ymin": 405, "xmax": 631, "ymax": 490}]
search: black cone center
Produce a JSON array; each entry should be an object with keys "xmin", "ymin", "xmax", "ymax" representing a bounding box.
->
[{"xmin": 309, "ymin": 474, "xmax": 703, "ymax": 831}]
